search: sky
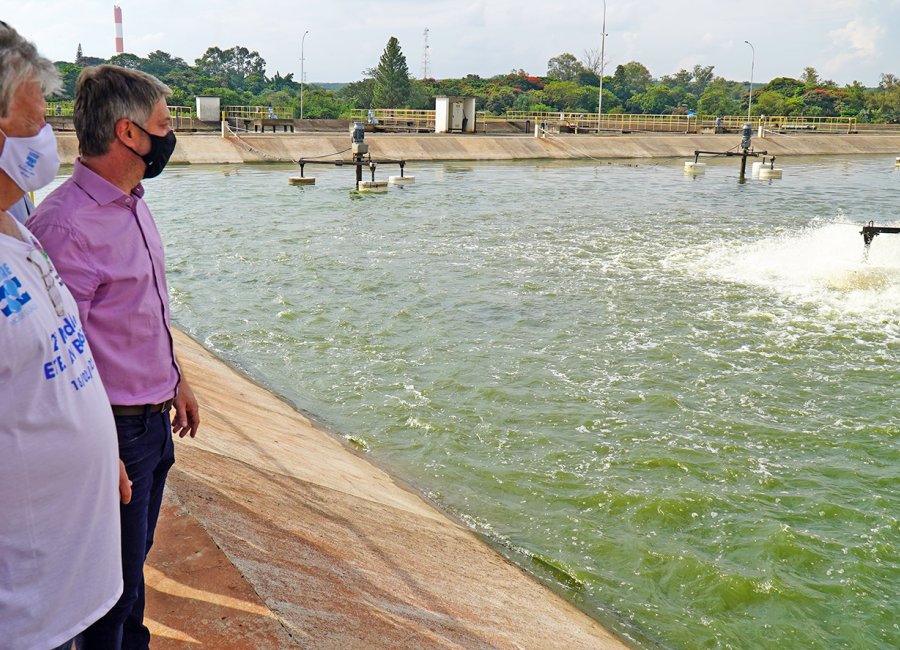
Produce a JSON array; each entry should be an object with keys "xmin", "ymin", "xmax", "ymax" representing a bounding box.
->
[{"xmin": 4, "ymin": 0, "xmax": 899, "ymax": 87}]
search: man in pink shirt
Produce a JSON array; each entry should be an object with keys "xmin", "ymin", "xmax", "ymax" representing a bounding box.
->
[{"xmin": 28, "ymin": 65, "xmax": 200, "ymax": 650}]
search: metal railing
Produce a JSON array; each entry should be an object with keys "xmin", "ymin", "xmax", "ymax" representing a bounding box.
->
[
  {"xmin": 169, "ymin": 105, "xmax": 194, "ymax": 130},
  {"xmin": 751, "ymin": 115, "xmax": 856, "ymax": 134},
  {"xmin": 46, "ymin": 102, "xmax": 195, "ymax": 130},
  {"xmin": 502, "ymin": 111, "xmax": 859, "ymax": 134},
  {"xmin": 501, "ymin": 111, "xmax": 698, "ymax": 133},
  {"xmin": 851, "ymin": 122, "xmax": 900, "ymax": 133},
  {"xmin": 349, "ymin": 109, "xmax": 435, "ymax": 131},
  {"xmin": 349, "ymin": 108, "xmax": 490, "ymax": 132},
  {"xmin": 223, "ymin": 105, "xmax": 293, "ymax": 120},
  {"xmin": 46, "ymin": 101, "xmax": 74, "ymax": 117}
]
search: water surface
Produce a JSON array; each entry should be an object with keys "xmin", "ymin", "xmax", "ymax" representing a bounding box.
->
[{"xmin": 45, "ymin": 155, "xmax": 899, "ymax": 648}]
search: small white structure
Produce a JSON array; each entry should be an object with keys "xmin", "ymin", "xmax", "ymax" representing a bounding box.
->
[
  {"xmin": 196, "ymin": 96, "xmax": 221, "ymax": 122},
  {"xmin": 435, "ymin": 96, "xmax": 476, "ymax": 133},
  {"xmin": 358, "ymin": 180, "xmax": 389, "ymax": 193},
  {"xmin": 683, "ymin": 161, "xmax": 706, "ymax": 175}
]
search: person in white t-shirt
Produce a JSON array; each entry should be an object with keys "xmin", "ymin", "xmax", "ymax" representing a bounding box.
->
[{"xmin": 0, "ymin": 22, "xmax": 128, "ymax": 650}]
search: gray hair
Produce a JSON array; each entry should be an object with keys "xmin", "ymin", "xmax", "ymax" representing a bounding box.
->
[
  {"xmin": 74, "ymin": 65, "xmax": 171, "ymax": 157},
  {"xmin": 0, "ymin": 21, "xmax": 62, "ymax": 118}
]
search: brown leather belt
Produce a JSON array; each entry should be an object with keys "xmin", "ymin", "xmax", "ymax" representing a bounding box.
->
[{"xmin": 111, "ymin": 399, "xmax": 174, "ymax": 417}]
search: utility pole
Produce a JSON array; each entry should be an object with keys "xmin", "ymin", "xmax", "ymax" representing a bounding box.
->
[
  {"xmin": 300, "ymin": 30, "xmax": 309, "ymax": 121},
  {"xmin": 744, "ymin": 40, "xmax": 755, "ymax": 123},
  {"xmin": 597, "ymin": 0, "xmax": 607, "ymax": 129}
]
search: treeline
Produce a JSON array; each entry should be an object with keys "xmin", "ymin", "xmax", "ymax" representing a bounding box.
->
[{"xmin": 56, "ymin": 39, "xmax": 900, "ymax": 122}]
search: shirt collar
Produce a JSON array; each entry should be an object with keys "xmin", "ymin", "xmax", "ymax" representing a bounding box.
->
[{"xmin": 72, "ymin": 158, "xmax": 145, "ymax": 206}]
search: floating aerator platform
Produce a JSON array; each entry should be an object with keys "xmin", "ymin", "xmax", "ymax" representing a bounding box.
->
[{"xmin": 293, "ymin": 122, "xmax": 411, "ymax": 192}]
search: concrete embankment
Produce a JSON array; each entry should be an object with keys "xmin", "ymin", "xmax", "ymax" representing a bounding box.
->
[
  {"xmin": 54, "ymin": 131, "xmax": 900, "ymax": 165},
  {"xmin": 145, "ymin": 329, "xmax": 628, "ymax": 649}
]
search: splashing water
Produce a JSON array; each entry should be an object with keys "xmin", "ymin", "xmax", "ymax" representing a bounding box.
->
[{"xmin": 692, "ymin": 218, "xmax": 900, "ymax": 323}]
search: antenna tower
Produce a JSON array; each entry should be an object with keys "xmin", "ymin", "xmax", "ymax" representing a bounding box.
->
[{"xmin": 421, "ymin": 28, "xmax": 430, "ymax": 80}]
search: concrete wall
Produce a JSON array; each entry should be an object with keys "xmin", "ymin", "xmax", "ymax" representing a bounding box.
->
[{"xmin": 54, "ymin": 132, "xmax": 900, "ymax": 165}]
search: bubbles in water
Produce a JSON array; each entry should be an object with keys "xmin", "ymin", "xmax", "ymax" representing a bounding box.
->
[{"xmin": 694, "ymin": 219, "xmax": 900, "ymax": 323}]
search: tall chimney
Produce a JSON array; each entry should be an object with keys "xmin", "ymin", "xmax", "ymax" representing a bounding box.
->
[{"xmin": 114, "ymin": 5, "xmax": 124, "ymax": 54}]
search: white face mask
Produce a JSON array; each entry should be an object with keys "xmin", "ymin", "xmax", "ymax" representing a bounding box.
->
[{"xmin": 0, "ymin": 123, "xmax": 61, "ymax": 192}]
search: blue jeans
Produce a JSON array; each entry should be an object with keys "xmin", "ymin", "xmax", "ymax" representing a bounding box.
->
[{"xmin": 77, "ymin": 408, "xmax": 175, "ymax": 650}]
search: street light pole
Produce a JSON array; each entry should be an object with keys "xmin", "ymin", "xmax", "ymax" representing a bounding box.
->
[
  {"xmin": 597, "ymin": 0, "xmax": 607, "ymax": 125},
  {"xmin": 300, "ymin": 30, "xmax": 309, "ymax": 121},
  {"xmin": 744, "ymin": 40, "xmax": 755, "ymax": 122}
]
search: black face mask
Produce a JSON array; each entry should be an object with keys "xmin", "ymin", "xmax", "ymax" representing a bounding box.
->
[{"xmin": 126, "ymin": 122, "xmax": 176, "ymax": 179}]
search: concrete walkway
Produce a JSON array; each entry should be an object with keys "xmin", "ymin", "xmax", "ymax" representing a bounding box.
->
[{"xmin": 143, "ymin": 329, "xmax": 628, "ymax": 649}]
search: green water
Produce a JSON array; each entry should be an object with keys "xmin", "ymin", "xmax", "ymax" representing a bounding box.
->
[{"xmin": 65, "ymin": 156, "xmax": 900, "ymax": 647}]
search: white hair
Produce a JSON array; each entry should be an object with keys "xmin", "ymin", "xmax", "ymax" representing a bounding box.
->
[{"xmin": 0, "ymin": 21, "xmax": 61, "ymax": 118}]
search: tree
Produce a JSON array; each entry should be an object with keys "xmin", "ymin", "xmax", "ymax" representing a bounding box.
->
[
  {"xmin": 581, "ymin": 48, "xmax": 604, "ymax": 75},
  {"xmin": 785, "ymin": 96, "xmax": 806, "ymax": 115},
  {"xmin": 79, "ymin": 55, "xmax": 105, "ymax": 67},
  {"xmin": 761, "ymin": 77, "xmax": 805, "ymax": 97},
  {"xmin": 269, "ymin": 72, "xmax": 297, "ymax": 92},
  {"xmin": 691, "ymin": 65, "xmax": 715, "ymax": 95},
  {"xmin": 499, "ymin": 72, "xmax": 543, "ymax": 92},
  {"xmin": 663, "ymin": 65, "xmax": 715, "ymax": 99},
  {"xmin": 199, "ymin": 86, "xmax": 250, "ymax": 107},
  {"xmin": 546, "ymin": 53, "xmax": 584, "ymax": 81},
  {"xmin": 597, "ymin": 88, "xmax": 620, "ymax": 113},
  {"xmin": 373, "ymin": 37, "xmax": 411, "ymax": 108},
  {"xmin": 243, "ymin": 71, "xmax": 268, "ymax": 95},
  {"xmin": 459, "ymin": 73, "xmax": 488, "ymax": 96},
  {"xmin": 337, "ymin": 78, "xmax": 375, "ymax": 109},
  {"xmin": 661, "ymin": 68, "xmax": 693, "ymax": 91},
  {"xmin": 540, "ymin": 80, "xmax": 598, "ymax": 111},
  {"xmin": 801, "ymin": 66, "xmax": 820, "ymax": 88},
  {"xmin": 54, "ymin": 63, "xmax": 83, "ymax": 100},
  {"xmin": 840, "ymin": 81, "xmax": 867, "ymax": 116},
  {"xmin": 879, "ymin": 73, "xmax": 898, "ymax": 90},
  {"xmin": 143, "ymin": 50, "xmax": 189, "ymax": 78},
  {"xmin": 296, "ymin": 87, "xmax": 347, "ymax": 119},
  {"xmin": 609, "ymin": 61, "xmax": 652, "ymax": 103},
  {"xmin": 628, "ymin": 85, "xmax": 678, "ymax": 114},
  {"xmin": 483, "ymin": 86, "xmax": 518, "ymax": 114},
  {"xmin": 801, "ymin": 88, "xmax": 843, "ymax": 115},
  {"xmin": 196, "ymin": 46, "xmax": 266, "ymax": 89},
  {"xmin": 576, "ymin": 69, "xmax": 601, "ymax": 86},
  {"xmin": 697, "ymin": 85, "xmax": 739, "ymax": 115},
  {"xmin": 867, "ymin": 79, "xmax": 900, "ymax": 121},
  {"xmin": 753, "ymin": 90, "xmax": 788, "ymax": 115},
  {"xmin": 107, "ymin": 53, "xmax": 143, "ymax": 69},
  {"xmin": 407, "ymin": 79, "xmax": 436, "ymax": 110}
]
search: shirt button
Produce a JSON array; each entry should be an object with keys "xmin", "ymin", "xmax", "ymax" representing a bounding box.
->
[{"xmin": 125, "ymin": 198, "xmax": 132, "ymax": 205}]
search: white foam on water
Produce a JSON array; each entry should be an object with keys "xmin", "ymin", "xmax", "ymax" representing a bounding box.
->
[{"xmin": 695, "ymin": 220, "xmax": 900, "ymax": 323}]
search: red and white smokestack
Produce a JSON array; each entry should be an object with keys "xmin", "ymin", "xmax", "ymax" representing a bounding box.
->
[{"xmin": 114, "ymin": 5, "xmax": 124, "ymax": 54}]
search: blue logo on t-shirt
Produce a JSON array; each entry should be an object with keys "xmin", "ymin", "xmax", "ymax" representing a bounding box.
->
[{"xmin": 0, "ymin": 276, "xmax": 32, "ymax": 317}]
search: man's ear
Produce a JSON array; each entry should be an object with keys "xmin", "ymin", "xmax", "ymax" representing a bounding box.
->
[{"xmin": 114, "ymin": 118, "xmax": 138, "ymax": 147}]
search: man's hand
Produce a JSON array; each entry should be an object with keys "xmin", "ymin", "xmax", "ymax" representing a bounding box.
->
[
  {"xmin": 172, "ymin": 378, "xmax": 200, "ymax": 438},
  {"xmin": 119, "ymin": 460, "xmax": 132, "ymax": 504}
]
